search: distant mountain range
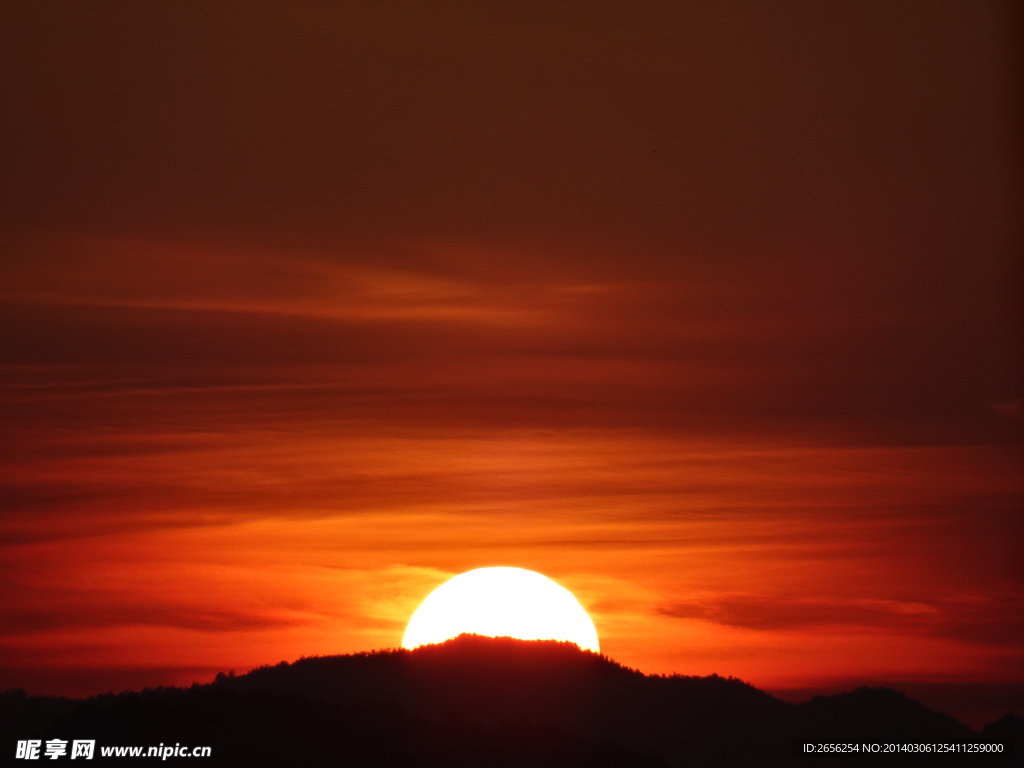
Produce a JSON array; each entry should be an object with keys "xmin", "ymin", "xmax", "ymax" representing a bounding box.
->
[{"xmin": 3, "ymin": 635, "xmax": 1020, "ymax": 766}]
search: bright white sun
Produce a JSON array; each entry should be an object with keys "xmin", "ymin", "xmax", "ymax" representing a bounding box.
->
[{"xmin": 402, "ymin": 566, "xmax": 600, "ymax": 652}]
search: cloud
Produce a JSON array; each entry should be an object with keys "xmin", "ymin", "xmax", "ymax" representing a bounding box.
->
[
  {"xmin": 3, "ymin": 606, "xmax": 309, "ymax": 635},
  {"xmin": 658, "ymin": 594, "xmax": 941, "ymax": 632},
  {"xmin": 2, "ymin": 232, "xmax": 1018, "ymax": 452},
  {"xmin": 657, "ymin": 592, "xmax": 1024, "ymax": 649}
]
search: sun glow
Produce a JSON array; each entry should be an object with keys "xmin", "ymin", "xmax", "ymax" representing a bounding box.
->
[{"xmin": 402, "ymin": 567, "xmax": 600, "ymax": 652}]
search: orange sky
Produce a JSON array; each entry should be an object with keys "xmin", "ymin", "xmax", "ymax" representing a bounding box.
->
[{"xmin": 1, "ymin": 0, "xmax": 1021, "ymax": 728}]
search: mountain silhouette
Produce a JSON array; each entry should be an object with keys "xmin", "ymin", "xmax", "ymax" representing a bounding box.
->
[{"xmin": 3, "ymin": 635, "xmax": 1019, "ymax": 766}]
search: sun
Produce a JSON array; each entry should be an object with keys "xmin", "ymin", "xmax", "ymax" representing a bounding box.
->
[{"xmin": 402, "ymin": 567, "xmax": 600, "ymax": 652}]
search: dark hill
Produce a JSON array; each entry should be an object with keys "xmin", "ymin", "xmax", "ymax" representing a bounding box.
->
[{"xmin": 2, "ymin": 635, "xmax": 1018, "ymax": 767}]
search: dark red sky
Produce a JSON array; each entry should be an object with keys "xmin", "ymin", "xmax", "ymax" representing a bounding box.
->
[{"xmin": 1, "ymin": 0, "xmax": 1021, "ymax": 727}]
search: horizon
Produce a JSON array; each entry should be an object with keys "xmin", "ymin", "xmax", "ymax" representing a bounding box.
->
[
  {"xmin": 1, "ymin": 0, "xmax": 1021, "ymax": 748},
  {"xmin": 14, "ymin": 633, "xmax": 1014, "ymax": 767},
  {"xmin": 5, "ymin": 633, "xmax": 1018, "ymax": 732}
]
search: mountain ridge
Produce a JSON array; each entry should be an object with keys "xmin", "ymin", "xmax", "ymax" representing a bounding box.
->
[{"xmin": 3, "ymin": 635, "xmax": 1020, "ymax": 766}]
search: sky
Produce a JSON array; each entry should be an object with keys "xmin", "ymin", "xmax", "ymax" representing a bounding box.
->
[{"xmin": 1, "ymin": 0, "xmax": 1021, "ymax": 727}]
